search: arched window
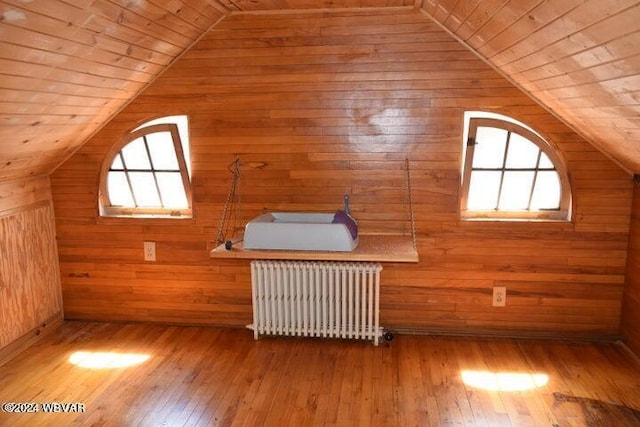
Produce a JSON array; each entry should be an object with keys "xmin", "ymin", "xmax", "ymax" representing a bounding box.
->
[
  {"xmin": 460, "ymin": 112, "xmax": 571, "ymax": 221},
  {"xmin": 99, "ymin": 115, "xmax": 192, "ymax": 218}
]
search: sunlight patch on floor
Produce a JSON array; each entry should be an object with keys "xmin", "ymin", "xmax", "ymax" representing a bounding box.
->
[
  {"xmin": 461, "ymin": 370, "xmax": 549, "ymax": 392},
  {"xmin": 68, "ymin": 351, "xmax": 150, "ymax": 369}
]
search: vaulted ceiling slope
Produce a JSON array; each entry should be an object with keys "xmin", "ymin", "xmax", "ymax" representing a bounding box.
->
[
  {"xmin": 216, "ymin": 0, "xmax": 415, "ymax": 11},
  {"xmin": 420, "ymin": 0, "xmax": 640, "ymax": 174},
  {"xmin": 0, "ymin": 0, "xmax": 638, "ymax": 180},
  {"xmin": 0, "ymin": 0, "xmax": 228, "ymax": 180}
]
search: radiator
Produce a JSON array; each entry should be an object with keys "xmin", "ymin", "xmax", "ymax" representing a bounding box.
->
[{"xmin": 249, "ymin": 260, "xmax": 383, "ymax": 345}]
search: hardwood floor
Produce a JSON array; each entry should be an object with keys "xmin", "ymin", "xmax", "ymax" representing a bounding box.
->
[{"xmin": 1, "ymin": 322, "xmax": 639, "ymax": 426}]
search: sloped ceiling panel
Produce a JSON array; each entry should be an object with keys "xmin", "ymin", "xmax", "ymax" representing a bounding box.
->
[
  {"xmin": 216, "ymin": 0, "xmax": 415, "ymax": 12},
  {"xmin": 0, "ymin": 0, "xmax": 421, "ymax": 181},
  {"xmin": 420, "ymin": 0, "xmax": 640, "ymax": 173},
  {"xmin": 1, "ymin": 0, "xmax": 639, "ymax": 180},
  {"xmin": 0, "ymin": 0, "xmax": 227, "ymax": 180}
]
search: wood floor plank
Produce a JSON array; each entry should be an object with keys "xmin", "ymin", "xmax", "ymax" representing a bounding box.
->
[{"xmin": 0, "ymin": 322, "xmax": 639, "ymax": 426}]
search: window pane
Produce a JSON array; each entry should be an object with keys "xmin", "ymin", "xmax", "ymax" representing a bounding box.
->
[
  {"xmin": 498, "ymin": 171, "xmax": 535, "ymax": 210},
  {"xmin": 505, "ymin": 133, "xmax": 540, "ymax": 168},
  {"xmin": 467, "ymin": 171, "xmax": 501, "ymax": 210},
  {"xmin": 156, "ymin": 172, "xmax": 188, "ymax": 209},
  {"xmin": 462, "ymin": 113, "xmax": 569, "ymax": 219},
  {"xmin": 121, "ymin": 138, "xmax": 151, "ymax": 169},
  {"xmin": 107, "ymin": 172, "xmax": 134, "ymax": 206},
  {"xmin": 111, "ymin": 155, "xmax": 124, "ymax": 170},
  {"xmin": 133, "ymin": 115, "xmax": 190, "ymax": 175},
  {"xmin": 472, "ymin": 127, "xmax": 508, "ymax": 168},
  {"xmin": 531, "ymin": 171, "xmax": 561, "ymax": 210},
  {"xmin": 129, "ymin": 172, "xmax": 160, "ymax": 207},
  {"xmin": 538, "ymin": 152, "xmax": 554, "ymax": 169},
  {"xmin": 173, "ymin": 117, "xmax": 190, "ymax": 175},
  {"xmin": 146, "ymin": 132, "xmax": 179, "ymax": 170}
]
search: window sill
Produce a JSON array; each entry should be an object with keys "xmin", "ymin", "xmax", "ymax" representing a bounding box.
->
[
  {"xmin": 460, "ymin": 211, "xmax": 570, "ymax": 222},
  {"xmin": 460, "ymin": 217, "xmax": 570, "ymax": 223},
  {"xmin": 97, "ymin": 214, "xmax": 194, "ymax": 225},
  {"xmin": 461, "ymin": 210, "xmax": 571, "ymax": 223}
]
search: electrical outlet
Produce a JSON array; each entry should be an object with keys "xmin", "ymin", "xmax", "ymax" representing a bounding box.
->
[
  {"xmin": 144, "ymin": 241, "xmax": 156, "ymax": 261},
  {"xmin": 492, "ymin": 286, "xmax": 506, "ymax": 307}
]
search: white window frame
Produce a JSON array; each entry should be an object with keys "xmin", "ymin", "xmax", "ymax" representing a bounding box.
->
[
  {"xmin": 460, "ymin": 115, "xmax": 572, "ymax": 221},
  {"xmin": 99, "ymin": 118, "xmax": 192, "ymax": 218}
]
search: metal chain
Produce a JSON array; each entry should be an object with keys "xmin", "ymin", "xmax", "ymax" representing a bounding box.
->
[
  {"xmin": 215, "ymin": 157, "xmax": 241, "ymax": 247},
  {"xmin": 405, "ymin": 158, "xmax": 418, "ymax": 251}
]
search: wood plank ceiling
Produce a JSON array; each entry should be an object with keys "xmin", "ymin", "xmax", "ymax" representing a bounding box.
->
[
  {"xmin": 0, "ymin": 0, "xmax": 228, "ymax": 180},
  {"xmin": 420, "ymin": 0, "xmax": 640, "ymax": 173},
  {"xmin": 0, "ymin": 0, "xmax": 638, "ymax": 180},
  {"xmin": 217, "ymin": 0, "xmax": 416, "ymax": 11}
]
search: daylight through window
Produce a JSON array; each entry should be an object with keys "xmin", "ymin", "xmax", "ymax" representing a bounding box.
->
[
  {"xmin": 461, "ymin": 112, "xmax": 571, "ymax": 220},
  {"xmin": 100, "ymin": 115, "xmax": 192, "ymax": 218}
]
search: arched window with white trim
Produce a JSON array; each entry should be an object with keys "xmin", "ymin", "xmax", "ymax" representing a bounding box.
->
[
  {"xmin": 460, "ymin": 112, "xmax": 571, "ymax": 221},
  {"xmin": 99, "ymin": 115, "xmax": 192, "ymax": 218}
]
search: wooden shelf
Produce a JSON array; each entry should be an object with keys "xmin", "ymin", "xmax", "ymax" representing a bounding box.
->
[{"xmin": 210, "ymin": 234, "xmax": 418, "ymax": 263}]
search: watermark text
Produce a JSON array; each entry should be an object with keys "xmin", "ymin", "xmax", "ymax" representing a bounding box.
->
[{"xmin": 2, "ymin": 402, "xmax": 85, "ymax": 413}]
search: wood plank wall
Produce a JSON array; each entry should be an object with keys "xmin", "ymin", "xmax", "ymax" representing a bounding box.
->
[
  {"xmin": 623, "ymin": 184, "xmax": 640, "ymax": 355},
  {"xmin": 0, "ymin": 176, "xmax": 62, "ymax": 351},
  {"xmin": 51, "ymin": 10, "xmax": 633, "ymax": 338}
]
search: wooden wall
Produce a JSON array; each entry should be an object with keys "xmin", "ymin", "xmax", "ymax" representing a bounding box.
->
[
  {"xmin": 623, "ymin": 184, "xmax": 640, "ymax": 355},
  {"xmin": 0, "ymin": 176, "xmax": 62, "ymax": 353},
  {"xmin": 51, "ymin": 10, "xmax": 633, "ymax": 338}
]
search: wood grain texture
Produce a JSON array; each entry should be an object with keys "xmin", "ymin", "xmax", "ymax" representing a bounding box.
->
[
  {"xmin": 623, "ymin": 183, "xmax": 640, "ymax": 357},
  {"xmin": 1, "ymin": 322, "xmax": 640, "ymax": 426},
  {"xmin": 1, "ymin": 0, "xmax": 639, "ymax": 187},
  {"xmin": 0, "ymin": 314, "xmax": 62, "ymax": 367},
  {"xmin": 0, "ymin": 0, "xmax": 226, "ymax": 179},
  {"xmin": 0, "ymin": 177, "xmax": 62, "ymax": 351},
  {"xmin": 214, "ymin": 0, "xmax": 415, "ymax": 11},
  {"xmin": 210, "ymin": 234, "xmax": 418, "ymax": 262},
  {"xmin": 0, "ymin": 175, "xmax": 52, "ymax": 216},
  {"xmin": 51, "ymin": 10, "xmax": 633, "ymax": 338},
  {"xmin": 421, "ymin": 0, "xmax": 640, "ymax": 173}
]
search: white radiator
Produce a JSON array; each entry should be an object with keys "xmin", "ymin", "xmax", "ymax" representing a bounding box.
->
[{"xmin": 249, "ymin": 260, "xmax": 383, "ymax": 345}]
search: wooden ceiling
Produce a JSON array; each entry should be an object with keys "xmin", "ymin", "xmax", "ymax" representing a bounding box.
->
[
  {"xmin": 216, "ymin": 0, "xmax": 416, "ymax": 11},
  {"xmin": 420, "ymin": 0, "xmax": 640, "ymax": 173},
  {"xmin": 0, "ymin": 0, "xmax": 227, "ymax": 180},
  {"xmin": 0, "ymin": 0, "xmax": 639, "ymax": 180}
]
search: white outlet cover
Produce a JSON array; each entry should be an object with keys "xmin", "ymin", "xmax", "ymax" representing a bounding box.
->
[
  {"xmin": 492, "ymin": 286, "xmax": 506, "ymax": 307},
  {"xmin": 144, "ymin": 241, "xmax": 156, "ymax": 261}
]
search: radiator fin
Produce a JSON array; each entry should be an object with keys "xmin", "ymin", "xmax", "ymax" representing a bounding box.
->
[{"xmin": 249, "ymin": 260, "xmax": 383, "ymax": 345}]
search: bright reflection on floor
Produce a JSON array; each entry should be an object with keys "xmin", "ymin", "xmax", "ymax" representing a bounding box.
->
[
  {"xmin": 461, "ymin": 370, "xmax": 549, "ymax": 392},
  {"xmin": 69, "ymin": 351, "xmax": 150, "ymax": 369}
]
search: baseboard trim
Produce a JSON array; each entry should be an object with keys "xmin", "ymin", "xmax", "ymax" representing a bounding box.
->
[
  {"xmin": 616, "ymin": 341, "xmax": 640, "ymax": 367},
  {"xmin": 63, "ymin": 317, "xmax": 622, "ymax": 344},
  {"xmin": 63, "ymin": 314, "xmax": 249, "ymax": 331},
  {"xmin": 0, "ymin": 313, "xmax": 63, "ymax": 367},
  {"xmin": 385, "ymin": 326, "xmax": 621, "ymax": 343}
]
